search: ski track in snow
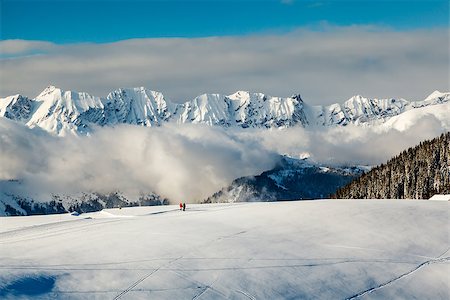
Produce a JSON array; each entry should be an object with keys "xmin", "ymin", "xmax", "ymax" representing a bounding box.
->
[
  {"xmin": 113, "ymin": 256, "xmax": 183, "ymax": 300},
  {"xmin": 236, "ymin": 289, "xmax": 257, "ymax": 300},
  {"xmin": 324, "ymin": 244, "xmax": 436, "ymax": 260},
  {"xmin": 345, "ymin": 249, "xmax": 450, "ymax": 300},
  {"xmin": 0, "ymin": 218, "xmax": 124, "ymax": 244},
  {"xmin": 0, "ymin": 258, "xmax": 423, "ymax": 272},
  {"xmin": 0, "ymin": 217, "xmax": 89, "ymax": 236},
  {"xmin": 190, "ymin": 275, "xmax": 224, "ymax": 299},
  {"xmin": 111, "ymin": 220, "xmax": 244, "ymax": 300},
  {"xmin": 171, "ymin": 268, "xmax": 225, "ymax": 297}
]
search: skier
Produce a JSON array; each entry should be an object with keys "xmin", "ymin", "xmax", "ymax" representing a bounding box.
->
[
  {"xmin": 182, "ymin": 203, "xmax": 186, "ymax": 211},
  {"xmin": 179, "ymin": 202, "xmax": 183, "ymax": 210}
]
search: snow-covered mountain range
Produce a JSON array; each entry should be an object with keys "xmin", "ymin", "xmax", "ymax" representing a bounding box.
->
[{"xmin": 1, "ymin": 86, "xmax": 448, "ymax": 134}]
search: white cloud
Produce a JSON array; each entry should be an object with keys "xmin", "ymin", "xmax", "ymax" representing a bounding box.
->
[
  {"xmin": 0, "ymin": 119, "xmax": 278, "ymax": 203},
  {"xmin": 233, "ymin": 113, "xmax": 448, "ymax": 167},
  {"xmin": 0, "ymin": 26, "xmax": 448, "ymax": 104},
  {"xmin": 1, "ymin": 110, "xmax": 448, "ymax": 203}
]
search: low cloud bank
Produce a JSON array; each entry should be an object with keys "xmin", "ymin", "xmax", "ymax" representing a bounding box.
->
[
  {"xmin": 0, "ymin": 115, "xmax": 448, "ymax": 203},
  {"xmin": 0, "ymin": 120, "xmax": 277, "ymax": 203},
  {"xmin": 240, "ymin": 114, "xmax": 447, "ymax": 166}
]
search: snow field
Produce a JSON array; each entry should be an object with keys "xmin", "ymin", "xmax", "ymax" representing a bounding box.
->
[{"xmin": 0, "ymin": 200, "xmax": 448, "ymax": 299}]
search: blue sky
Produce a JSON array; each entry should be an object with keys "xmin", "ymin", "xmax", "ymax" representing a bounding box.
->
[
  {"xmin": 0, "ymin": 1, "xmax": 448, "ymax": 103},
  {"xmin": 1, "ymin": 0, "xmax": 448, "ymax": 43}
]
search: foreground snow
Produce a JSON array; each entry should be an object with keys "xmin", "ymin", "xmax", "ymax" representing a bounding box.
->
[{"xmin": 0, "ymin": 200, "xmax": 448, "ymax": 299}]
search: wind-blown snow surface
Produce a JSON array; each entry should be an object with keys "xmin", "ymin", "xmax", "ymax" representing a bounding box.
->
[{"xmin": 0, "ymin": 200, "xmax": 448, "ymax": 299}]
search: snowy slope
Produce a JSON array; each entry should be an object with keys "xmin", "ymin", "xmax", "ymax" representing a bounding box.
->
[
  {"xmin": 0, "ymin": 200, "xmax": 448, "ymax": 299},
  {"xmin": 103, "ymin": 87, "xmax": 173, "ymax": 127},
  {"xmin": 1, "ymin": 86, "xmax": 448, "ymax": 134},
  {"xmin": 380, "ymin": 100, "xmax": 450, "ymax": 132},
  {"xmin": 172, "ymin": 92, "xmax": 307, "ymax": 128},
  {"xmin": 304, "ymin": 90, "xmax": 449, "ymax": 127}
]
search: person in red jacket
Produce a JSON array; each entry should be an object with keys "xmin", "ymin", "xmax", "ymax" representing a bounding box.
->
[{"xmin": 179, "ymin": 202, "xmax": 183, "ymax": 210}]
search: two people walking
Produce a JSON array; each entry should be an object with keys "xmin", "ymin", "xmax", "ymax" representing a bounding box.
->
[{"xmin": 179, "ymin": 202, "xmax": 186, "ymax": 211}]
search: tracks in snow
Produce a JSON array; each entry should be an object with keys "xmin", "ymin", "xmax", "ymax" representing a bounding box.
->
[
  {"xmin": 0, "ymin": 218, "xmax": 123, "ymax": 244},
  {"xmin": 346, "ymin": 254, "xmax": 450, "ymax": 300},
  {"xmin": 112, "ymin": 257, "xmax": 182, "ymax": 300},
  {"xmin": 236, "ymin": 289, "xmax": 256, "ymax": 300},
  {"xmin": 112, "ymin": 268, "xmax": 160, "ymax": 300}
]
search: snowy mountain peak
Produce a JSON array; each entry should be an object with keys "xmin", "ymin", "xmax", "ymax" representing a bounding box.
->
[
  {"xmin": 424, "ymin": 90, "xmax": 448, "ymax": 101},
  {"xmin": 108, "ymin": 87, "xmax": 167, "ymax": 102},
  {"xmin": 228, "ymin": 90, "xmax": 251, "ymax": 99},
  {"xmin": 107, "ymin": 87, "xmax": 169, "ymax": 112},
  {"xmin": 347, "ymin": 94, "xmax": 365, "ymax": 102},
  {"xmin": 104, "ymin": 87, "xmax": 172, "ymax": 128},
  {"xmin": 291, "ymin": 94, "xmax": 303, "ymax": 102},
  {"xmin": 35, "ymin": 86, "xmax": 101, "ymax": 112},
  {"xmin": 37, "ymin": 85, "xmax": 60, "ymax": 98}
]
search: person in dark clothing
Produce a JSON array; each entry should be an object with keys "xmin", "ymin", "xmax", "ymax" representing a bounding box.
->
[{"xmin": 182, "ymin": 203, "xmax": 186, "ymax": 211}]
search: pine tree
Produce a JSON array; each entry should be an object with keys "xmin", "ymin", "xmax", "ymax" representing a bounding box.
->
[{"xmin": 334, "ymin": 132, "xmax": 450, "ymax": 199}]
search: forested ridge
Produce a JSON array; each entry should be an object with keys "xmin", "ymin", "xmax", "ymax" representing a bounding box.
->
[{"xmin": 334, "ymin": 132, "xmax": 450, "ymax": 199}]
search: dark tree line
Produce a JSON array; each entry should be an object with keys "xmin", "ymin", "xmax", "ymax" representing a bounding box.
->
[{"xmin": 334, "ymin": 132, "xmax": 450, "ymax": 199}]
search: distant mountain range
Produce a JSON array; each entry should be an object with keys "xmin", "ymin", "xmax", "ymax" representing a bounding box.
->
[
  {"xmin": 1, "ymin": 86, "xmax": 448, "ymax": 135},
  {"xmin": 0, "ymin": 183, "xmax": 167, "ymax": 216}
]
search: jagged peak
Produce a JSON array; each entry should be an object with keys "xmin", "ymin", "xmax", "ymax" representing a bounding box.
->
[
  {"xmin": 192, "ymin": 93, "xmax": 223, "ymax": 100},
  {"xmin": 290, "ymin": 94, "xmax": 303, "ymax": 103},
  {"xmin": 116, "ymin": 86, "xmax": 147, "ymax": 93},
  {"xmin": 36, "ymin": 85, "xmax": 62, "ymax": 98},
  {"xmin": 344, "ymin": 94, "xmax": 405, "ymax": 104},
  {"xmin": 108, "ymin": 87, "xmax": 165, "ymax": 99},
  {"xmin": 346, "ymin": 94, "xmax": 368, "ymax": 102},
  {"xmin": 424, "ymin": 90, "xmax": 448, "ymax": 101},
  {"xmin": 228, "ymin": 90, "xmax": 251, "ymax": 99},
  {"xmin": 44, "ymin": 85, "xmax": 59, "ymax": 91},
  {"xmin": 193, "ymin": 91, "xmax": 272, "ymax": 102},
  {"xmin": 36, "ymin": 85, "xmax": 101, "ymax": 104},
  {"xmin": 227, "ymin": 91, "xmax": 281, "ymax": 102}
]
